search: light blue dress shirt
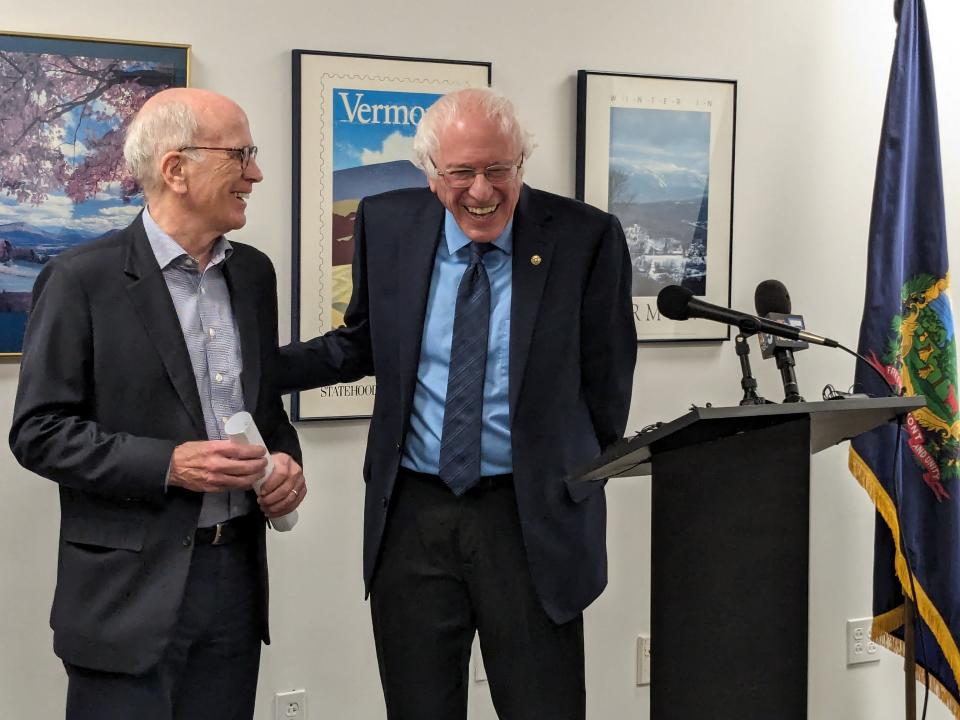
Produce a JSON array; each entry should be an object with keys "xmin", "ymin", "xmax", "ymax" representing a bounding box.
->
[
  {"xmin": 401, "ymin": 210, "xmax": 513, "ymax": 476},
  {"xmin": 143, "ymin": 207, "xmax": 250, "ymax": 525}
]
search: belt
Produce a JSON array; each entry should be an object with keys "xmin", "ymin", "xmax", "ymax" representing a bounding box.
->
[
  {"xmin": 398, "ymin": 467, "xmax": 513, "ymax": 493},
  {"xmin": 195, "ymin": 513, "xmax": 259, "ymax": 546}
]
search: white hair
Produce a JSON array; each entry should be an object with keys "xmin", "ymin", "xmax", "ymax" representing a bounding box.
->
[
  {"xmin": 123, "ymin": 100, "xmax": 200, "ymax": 194},
  {"xmin": 412, "ymin": 87, "xmax": 535, "ymax": 175}
]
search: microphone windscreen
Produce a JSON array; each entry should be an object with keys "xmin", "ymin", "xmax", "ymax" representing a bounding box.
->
[
  {"xmin": 754, "ymin": 279, "xmax": 792, "ymax": 316},
  {"xmin": 657, "ymin": 284, "xmax": 694, "ymax": 320}
]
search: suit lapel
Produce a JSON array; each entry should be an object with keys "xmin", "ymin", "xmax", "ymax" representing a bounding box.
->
[
  {"xmin": 396, "ymin": 194, "xmax": 445, "ymax": 434},
  {"xmin": 509, "ymin": 186, "xmax": 555, "ymax": 421},
  {"xmin": 123, "ymin": 214, "xmax": 206, "ymax": 437},
  {"xmin": 222, "ymin": 252, "xmax": 261, "ymax": 416}
]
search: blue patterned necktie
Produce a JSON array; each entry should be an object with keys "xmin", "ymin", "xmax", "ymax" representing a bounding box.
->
[{"xmin": 438, "ymin": 241, "xmax": 494, "ymax": 495}]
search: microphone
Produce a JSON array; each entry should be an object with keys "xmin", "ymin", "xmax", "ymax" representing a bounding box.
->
[
  {"xmin": 754, "ymin": 279, "xmax": 804, "ymax": 402},
  {"xmin": 754, "ymin": 278, "xmax": 791, "ymax": 315},
  {"xmin": 753, "ymin": 280, "xmax": 809, "ymax": 358},
  {"xmin": 656, "ymin": 285, "xmax": 840, "ymax": 348},
  {"xmin": 657, "ymin": 283, "xmax": 900, "ymax": 400}
]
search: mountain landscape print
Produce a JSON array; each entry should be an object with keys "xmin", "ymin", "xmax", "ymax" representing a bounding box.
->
[{"xmin": 608, "ymin": 106, "xmax": 710, "ymax": 297}]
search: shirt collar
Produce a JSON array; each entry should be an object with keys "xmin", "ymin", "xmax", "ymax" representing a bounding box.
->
[
  {"xmin": 142, "ymin": 205, "xmax": 233, "ymax": 270},
  {"xmin": 444, "ymin": 210, "xmax": 513, "ymax": 257}
]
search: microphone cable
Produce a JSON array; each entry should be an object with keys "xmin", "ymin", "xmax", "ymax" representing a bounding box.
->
[{"xmin": 836, "ymin": 341, "xmax": 901, "ymax": 398}]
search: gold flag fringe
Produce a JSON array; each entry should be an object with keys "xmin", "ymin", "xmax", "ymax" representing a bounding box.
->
[
  {"xmin": 871, "ymin": 613, "xmax": 960, "ymax": 718},
  {"xmin": 849, "ymin": 447, "xmax": 960, "ymax": 718}
]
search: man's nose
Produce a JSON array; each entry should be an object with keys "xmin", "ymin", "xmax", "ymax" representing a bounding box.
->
[
  {"xmin": 244, "ymin": 156, "xmax": 264, "ymax": 183},
  {"xmin": 467, "ymin": 171, "xmax": 495, "ymax": 199}
]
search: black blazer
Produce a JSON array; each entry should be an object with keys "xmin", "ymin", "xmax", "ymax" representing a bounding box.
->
[
  {"xmin": 281, "ymin": 186, "xmax": 636, "ymax": 623},
  {"xmin": 9, "ymin": 213, "xmax": 301, "ymax": 673}
]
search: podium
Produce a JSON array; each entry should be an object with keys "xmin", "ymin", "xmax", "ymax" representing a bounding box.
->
[{"xmin": 572, "ymin": 397, "xmax": 923, "ymax": 720}]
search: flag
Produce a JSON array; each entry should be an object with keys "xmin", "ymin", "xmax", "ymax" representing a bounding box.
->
[{"xmin": 848, "ymin": 0, "xmax": 960, "ymax": 714}]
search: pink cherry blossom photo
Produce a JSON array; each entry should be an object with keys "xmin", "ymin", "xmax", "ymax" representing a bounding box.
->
[{"xmin": 0, "ymin": 32, "xmax": 189, "ymax": 355}]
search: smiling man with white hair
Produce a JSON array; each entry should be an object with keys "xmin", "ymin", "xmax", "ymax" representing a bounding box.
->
[
  {"xmin": 280, "ymin": 87, "xmax": 637, "ymax": 719},
  {"xmin": 10, "ymin": 87, "xmax": 305, "ymax": 720}
]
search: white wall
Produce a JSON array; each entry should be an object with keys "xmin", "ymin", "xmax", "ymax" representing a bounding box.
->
[{"xmin": 2, "ymin": 1, "xmax": 958, "ymax": 718}]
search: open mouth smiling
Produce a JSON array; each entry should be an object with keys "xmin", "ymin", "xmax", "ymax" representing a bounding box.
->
[{"xmin": 464, "ymin": 204, "xmax": 498, "ymax": 217}]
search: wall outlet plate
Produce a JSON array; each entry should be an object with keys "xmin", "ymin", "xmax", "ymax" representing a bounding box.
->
[
  {"xmin": 275, "ymin": 689, "xmax": 308, "ymax": 720},
  {"xmin": 846, "ymin": 618, "xmax": 880, "ymax": 666},
  {"xmin": 472, "ymin": 636, "xmax": 488, "ymax": 683},
  {"xmin": 637, "ymin": 635, "xmax": 651, "ymax": 686}
]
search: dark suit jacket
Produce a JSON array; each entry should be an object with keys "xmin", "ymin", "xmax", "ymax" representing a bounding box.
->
[
  {"xmin": 9, "ymin": 213, "xmax": 301, "ymax": 674},
  {"xmin": 281, "ymin": 185, "xmax": 636, "ymax": 623}
]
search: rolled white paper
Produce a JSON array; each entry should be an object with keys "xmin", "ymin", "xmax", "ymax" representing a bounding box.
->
[{"xmin": 224, "ymin": 411, "xmax": 298, "ymax": 532}]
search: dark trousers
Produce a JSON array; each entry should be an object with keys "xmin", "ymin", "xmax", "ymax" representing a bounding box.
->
[
  {"xmin": 370, "ymin": 469, "xmax": 585, "ymax": 720},
  {"xmin": 64, "ymin": 534, "xmax": 263, "ymax": 720}
]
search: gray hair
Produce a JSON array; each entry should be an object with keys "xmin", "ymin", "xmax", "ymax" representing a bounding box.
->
[
  {"xmin": 123, "ymin": 100, "xmax": 200, "ymax": 194},
  {"xmin": 412, "ymin": 87, "xmax": 535, "ymax": 175}
]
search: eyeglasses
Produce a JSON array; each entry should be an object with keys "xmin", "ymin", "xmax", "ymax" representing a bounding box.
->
[
  {"xmin": 178, "ymin": 145, "xmax": 259, "ymax": 171},
  {"xmin": 431, "ymin": 155, "xmax": 523, "ymax": 188}
]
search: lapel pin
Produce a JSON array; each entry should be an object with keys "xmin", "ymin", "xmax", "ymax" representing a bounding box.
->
[{"xmin": 530, "ymin": 254, "xmax": 542, "ymax": 266}]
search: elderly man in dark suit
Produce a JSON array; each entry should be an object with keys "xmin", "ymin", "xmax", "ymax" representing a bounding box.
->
[
  {"xmin": 280, "ymin": 87, "xmax": 636, "ymax": 719},
  {"xmin": 9, "ymin": 88, "xmax": 305, "ymax": 720}
]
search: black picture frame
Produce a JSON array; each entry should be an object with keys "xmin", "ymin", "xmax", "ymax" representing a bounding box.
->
[{"xmin": 577, "ymin": 70, "xmax": 737, "ymax": 342}]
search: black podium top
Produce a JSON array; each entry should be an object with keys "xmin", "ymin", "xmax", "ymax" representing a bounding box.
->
[{"xmin": 574, "ymin": 396, "xmax": 924, "ymax": 482}]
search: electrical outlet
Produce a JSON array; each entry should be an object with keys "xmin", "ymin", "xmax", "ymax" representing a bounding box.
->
[
  {"xmin": 275, "ymin": 689, "xmax": 308, "ymax": 720},
  {"xmin": 846, "ymin": 618, "xmax": 880, "ymax": 666},
  {"xmin": 472, "ymin": 636, "xmax": 487, "ymax": 683},
  {"xmin": 637, "ymin": 635, "xmax": 651, "ymax": 685}
]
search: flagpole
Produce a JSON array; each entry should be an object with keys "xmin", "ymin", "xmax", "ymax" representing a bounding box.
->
[{"xmin": 905, "ymin": 598, "xmax": 916, "ymax": 720}]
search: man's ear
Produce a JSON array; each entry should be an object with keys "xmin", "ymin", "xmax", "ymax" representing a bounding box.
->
[
  {"xmin": 159, "ymin": 150, "xmax": 189, "ymax": 195},
  {"xmin": 427, "ymin": 176, "xmax": 439, "ymax": 193}
]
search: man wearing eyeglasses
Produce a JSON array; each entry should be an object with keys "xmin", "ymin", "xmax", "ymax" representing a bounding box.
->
[
  {"xmin": 9, "ymin": 87, "xmax": 304, "ymax": 720},
  {"xmin": 281, "ymin": 87, "xmax": 636, "ymax": 719}
]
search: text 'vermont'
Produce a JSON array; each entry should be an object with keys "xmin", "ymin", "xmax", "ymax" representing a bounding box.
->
[{"xmin": 338, "ymin": 92, "xmax": 428, "ymax": 125}]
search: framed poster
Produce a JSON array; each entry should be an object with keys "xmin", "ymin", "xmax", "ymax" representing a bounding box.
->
[
  {"xmin": 292, "ymin": 50, "xmax": 490, "ymax": 420},
  {"xmin": 0, "ymin": 31, "xmax": 190, "ymax": 357},
  {"xmin": 576, "ymin": 71, "xmax": 737, "ymax": 342}
]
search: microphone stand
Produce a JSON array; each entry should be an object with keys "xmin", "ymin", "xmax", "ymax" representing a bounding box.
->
[
  {"xmin": 774, "ymin": 348, "xmax": 804, "ymax": 403},
  {"xmin": 735, "ymin": 334, "xmax": 768, "ymax": 406}
]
